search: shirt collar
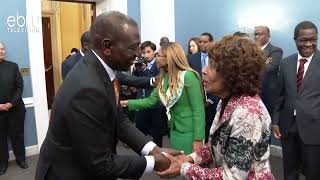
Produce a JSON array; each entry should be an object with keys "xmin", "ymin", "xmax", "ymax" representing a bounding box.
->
[
  {"xmin": 201, "ymin": 52, "xmax": 208, "ymax": 57},
  {"xmin": 91, "ymin": 50, "xmax": 115, "ymax": 81},
  {"xmin": 80, "ymin": 49, "xmax": 84, "ymax": 56},
  {"xmin": 260, "ymin": 42, "xmax": 270, "ymax": 50},
  {"xmin": 298, "ymin": 52, "xmax": 314, "ymax": 62},
  {"xmin": 147, "ymin": 58, "xmax": 156, "ymax": 69}
]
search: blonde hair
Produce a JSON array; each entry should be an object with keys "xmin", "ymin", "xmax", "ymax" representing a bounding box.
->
[{"xmin": 157, "ymin": 42, "xmax": 203, "ymax": 95}]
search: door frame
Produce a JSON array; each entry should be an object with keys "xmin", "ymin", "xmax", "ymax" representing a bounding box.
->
[{"xmin": 42, "ymin": 11, "xmax": 63, "ymax": 93}]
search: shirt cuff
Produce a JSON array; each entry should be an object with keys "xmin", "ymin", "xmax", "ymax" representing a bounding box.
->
[
  {"xmin": 207, "ymin": 99, "xmax": 214, "ymax": 104},
  {"xmin": 150, "ymin": 77, "xmax": 155, "ymax": 86},
  {"xmin": 141, "ymin": 141, "xmax": 157, "ymax": 156},
  {"xmin": 144, "ymin": 156, "xmax": 155, "ymax": 174},
  {"xmin": 180, "ymin": 162, "xmax": 192, "ymax": 176},
  {"xmin": 188, "ymin": 152, "xmax": 202, "ymax": 165}
]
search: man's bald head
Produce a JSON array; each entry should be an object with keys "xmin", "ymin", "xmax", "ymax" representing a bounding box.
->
[{"xmin": 90, "ymin": 11, "xmax": 138, "ymax": 49}]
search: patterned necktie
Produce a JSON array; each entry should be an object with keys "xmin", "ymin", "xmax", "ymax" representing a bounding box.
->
[
  {"xmin": 201, "ymin": 53, "xmax": 208, "ymax": 69},
  {"xmin": 113, "ymin": 78, "xmax": 119, "ymax": 106},
  {"xmin": 297, "ymin": 58, "xmax": 308, "ymax": 92}
]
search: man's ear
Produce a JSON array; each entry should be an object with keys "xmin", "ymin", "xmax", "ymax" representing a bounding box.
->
[{"xmin": 102, "ymin": 38, "xmax": 112, "ymax": 55}]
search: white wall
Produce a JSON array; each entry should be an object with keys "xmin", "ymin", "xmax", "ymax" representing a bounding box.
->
[
  {"xmin": 96, "ymin": 0, "xmax": 127, "ymax": 16},
  {"xmin": 26, "ymin": 0, "xmax": 50, "ymax": 149},
  {"xmin": 140, "ymin": 0, "xmax": 175, "ymax": 49}
]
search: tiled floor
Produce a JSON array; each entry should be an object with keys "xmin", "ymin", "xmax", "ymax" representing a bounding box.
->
[{"xmin": 1, "ymin": 137, "xmax": 305, "ymax": 180}]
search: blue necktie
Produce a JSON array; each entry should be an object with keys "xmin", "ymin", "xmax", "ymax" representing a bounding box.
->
[{"xmin": 201, "ymin": 53, "xmax": 208, "ymax": 69}]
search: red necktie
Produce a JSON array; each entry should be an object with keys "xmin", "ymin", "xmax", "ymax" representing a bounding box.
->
[
  {"xmin": 113, "ymin": 79, "xmax": 119, "ymax": 106},
  {"xmin": 297, "ymin": 58, "xmax": 308, "ymax": 92}
]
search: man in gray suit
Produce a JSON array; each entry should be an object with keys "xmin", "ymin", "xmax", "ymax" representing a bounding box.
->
[
  {"xmin": 272, "ymin": 21, "xmax": 320, "ymax": 180},
  {"xmin": 254, "ymin": 26, "xmax": 283, "ymax": 115}
]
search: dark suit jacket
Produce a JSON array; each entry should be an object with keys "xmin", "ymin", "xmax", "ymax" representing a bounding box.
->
[
  {"xmin": 261, "ymin": 43, "xmax": 283, "ymax": 114},
  {"xmin": 273, "ymin": 50, "xmax": 320, "ymax": 145},
  {"xmin": 36, "ymin": 51, "xmax": 150, "ymax": 180},
  {"xmin": 61, "ymin": 52, "xmax": 82, "ymax": 80},
  {"xmin": 116, "ymin": 71, "xmax": 151, "ymax": 89},
  {"xmin": 134, "ymin": 61, "xmax": 159, "ymax": 98},
  {"xmin": 188, "ymin": 52, "xmax": 202, "ymax": 77},
  {"xmin": 0, "ymin": 60, "xmax": 25, "ymax": 113}
]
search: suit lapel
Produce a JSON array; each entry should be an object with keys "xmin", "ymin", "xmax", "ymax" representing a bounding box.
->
[
  {"xmin": 285, "ymin": 54, "xmax": 298, "ymax": 94},
  {"xmin": 301, "ymin": 50, "xmax": 320, "ymax": 91},
  {"xmin": 263, "ymin": 43, "xmax": 271, "ymax": 57},
  {"xmin": 87, "ymin": 51, "xmax": 118, "ymax": 111},
  {"xmin": 196, "ymin": 52, "xmax": 203, "ymax": 77}
]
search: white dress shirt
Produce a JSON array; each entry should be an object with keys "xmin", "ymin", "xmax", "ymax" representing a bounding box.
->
[{"xmin": 294, "ymin": 52, "xmax": 314, "ymax": 115}]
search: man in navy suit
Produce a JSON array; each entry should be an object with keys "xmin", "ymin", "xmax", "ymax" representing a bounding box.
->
[
  {"xmin": 188, "ymin": 32, "xmax": 220, "ymax": 142},
  {"xmin": 133, "ymin": 41, "xmax": 165, "ymax": 147},
  {"xmin": 61, "ymin": 31, "xmax": 91, "ymax": 80},
  {"xmin": 254, "ymin": 26, "xmax": 283, "ymax": 115},
  {"xmin": 273, "ymin": 21, "xmax": 320, "ymax": 180}
]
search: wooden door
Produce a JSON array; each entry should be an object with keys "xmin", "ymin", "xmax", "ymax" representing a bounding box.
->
[{"xmin": 42, "ymin": 17, "xmax": 55, "ymax": 109}]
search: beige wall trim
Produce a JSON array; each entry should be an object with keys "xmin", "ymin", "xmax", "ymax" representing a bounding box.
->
[{"xmin": 42, "ymin": 1, "xmax": 63, "ymax": 92}]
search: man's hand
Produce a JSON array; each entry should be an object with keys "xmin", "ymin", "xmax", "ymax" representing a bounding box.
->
[
  {"xmin": 154, "ymin": 153, "xmax": 170, "ymax": 172},
  {"xmin": 0, "ymin": 104, "xmax": 9, "ymax": 111},
  {"xmin": 120, "ymin": 100, "xmax": 128, "ymax": 108},
  {"xmin": 157, "ymin": 152, "xmax": 183, "ymax": 178},
  {"xmin": 272, "ymin": 125, "xmax": 281, "ymax": 139},
  {"xmin": 5, "ymin": 103, "xmax": 13, "ymax": 110},
  {"xmin": 192, "ymin": 140, "xmax": 203, "ymax": 151},
  {"xmin": 175, "ymin": 154, "xmax": 193, "ymax": 164}
]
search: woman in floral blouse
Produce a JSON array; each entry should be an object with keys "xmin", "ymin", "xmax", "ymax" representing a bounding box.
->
[{"xmin": 158, "ymin": 35, "xmax": 274, "ymax": 180}]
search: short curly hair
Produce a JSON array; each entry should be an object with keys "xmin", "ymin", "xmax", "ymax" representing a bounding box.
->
[{"xmin": 207, "ymin": 35, "xmax": 265, "ymax": 96}]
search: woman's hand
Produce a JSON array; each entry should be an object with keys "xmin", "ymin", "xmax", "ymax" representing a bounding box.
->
[
  {"xmin": 157, "ymin": 152, "xmax": 183, "ymax": 178},
  {"xmin": 192, "ymin": 140, "xmax": 203, "ymax": 151},
  {"xmin": 120, "ymin": 100, "xmax": 128, "ymax": 108}
]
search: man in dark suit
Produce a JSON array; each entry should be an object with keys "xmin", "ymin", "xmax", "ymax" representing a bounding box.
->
[
  {"xmin": 188, "ymin": 32, "xmax": 220, "ymax": 142},
  {"xmin": 254, "ymin": 26, "xmax": 283, "ymax": 115},
  {"xmin": 35, "ymin": 11, "xmax": 175, "ymax": 180},
  {"xmin": 0, "ymin": 42, "xmax": 27, "ymax": 175},
  {"xmin": 133, "ymin": 41, "xmax": 165, "ymax": 147},
  {"xmin": 61, "ymin": 31, "xmax": 91, "ymax": 80},
  {"xmin": 272, "ymin": 21, "xmax": 320, "ymax": 180}
]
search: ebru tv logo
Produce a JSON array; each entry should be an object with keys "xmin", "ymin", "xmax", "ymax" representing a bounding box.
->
[{"xmin": 7, "ymin": 12, "xmax": 41, "ymax": 33}]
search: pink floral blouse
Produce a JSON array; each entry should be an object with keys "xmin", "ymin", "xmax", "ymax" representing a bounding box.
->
[{"xmin": 180, "ymin": 95, "xmax": 274, "ymax": 180}]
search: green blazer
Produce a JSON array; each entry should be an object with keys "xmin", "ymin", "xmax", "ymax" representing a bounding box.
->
[{"xmin": 128, "ymin": 71, "xmax": 205, "ymax": 140}]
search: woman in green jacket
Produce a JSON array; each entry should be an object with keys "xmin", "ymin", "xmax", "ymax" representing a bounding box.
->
[{"xmin": 120, "ymin": 42, "xmax": 205, "ymax": 154}]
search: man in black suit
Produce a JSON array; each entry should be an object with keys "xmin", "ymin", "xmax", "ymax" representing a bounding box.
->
[
  {"xmin": 35, "ymin": 11, "xmax": 175, "ymax": 180},
  {"xmin": 0, "ymin": 42, "xmax": 27, "ymax": 175},
  {"xmin": 188, "ymin": 32, "xmax": 220, "ymax": 142},
  {"xmin": 254, "ymin": 26, "xmax": 283, "ymax": 115},
  {"xmin": 133, "ymin": 41, "xmax": 165, "ymax": 147},
  {"xmin": 273, "ymin": 21, "xmax": 320, "ymax": 180},
  {"xmin": 61, "ymin": 31, "xmax": 91, "ymax": 80}
]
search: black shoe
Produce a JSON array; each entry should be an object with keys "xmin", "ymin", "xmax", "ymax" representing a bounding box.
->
[
  {"xmin": 16, "ymin": 160, "xmax": 28, "ymax": 169},
  {"xmin": 0, "ymin": 162, "xmax": 8, "ymax": 175}
]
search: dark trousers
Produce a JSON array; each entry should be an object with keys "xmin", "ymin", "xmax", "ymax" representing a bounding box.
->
[
  {"xmin": 135, "ymin": 108, "xmax": 165, "ymax": 147},
  {"xmin": 0, "ymin": 105, "xmax": 26, "ymax": 163},
  {"xmin": 281, "ymin": 118, "xmax": 320, "ymax": 180}
]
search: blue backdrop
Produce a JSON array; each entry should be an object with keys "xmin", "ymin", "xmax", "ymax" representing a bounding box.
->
[{"xmin": 0, "ymin": 0, "xmax": 38, "ymax": 146}]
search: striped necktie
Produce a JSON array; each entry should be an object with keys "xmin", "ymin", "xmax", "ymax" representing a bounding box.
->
[{"xmin": 297, "ymin": 58, "xmax": 308, "ymax": 92}]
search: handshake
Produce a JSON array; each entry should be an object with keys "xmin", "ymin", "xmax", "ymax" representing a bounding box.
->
[{"xmin": 151, "ymin": 147, "xmax": 194, "ymax": 178}]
